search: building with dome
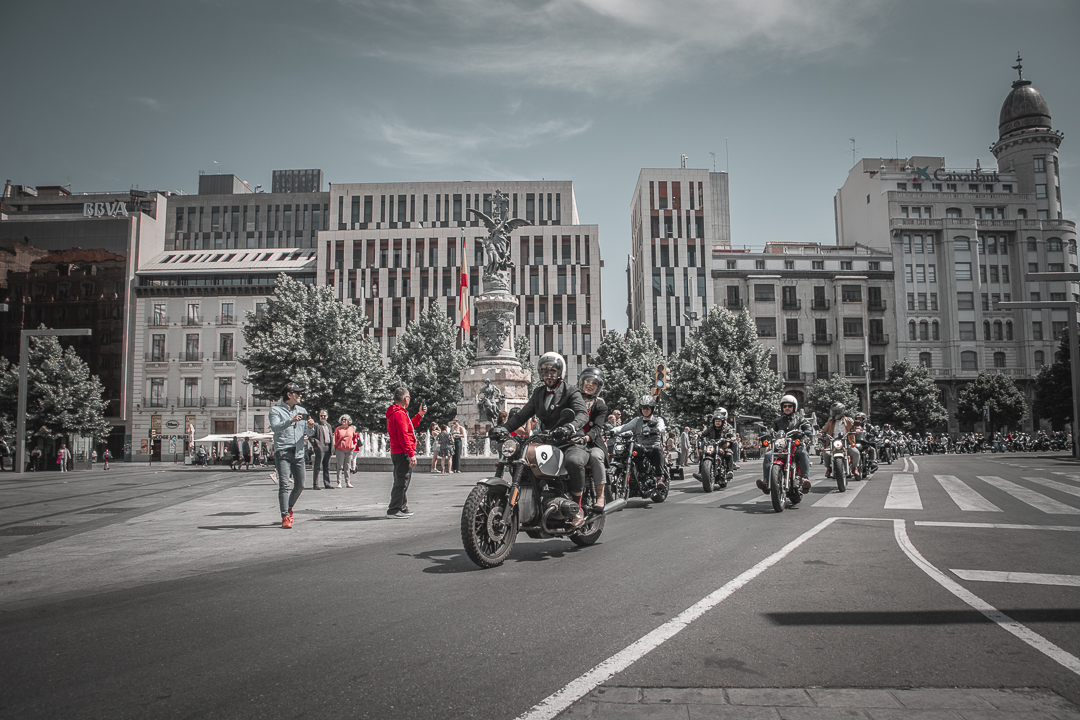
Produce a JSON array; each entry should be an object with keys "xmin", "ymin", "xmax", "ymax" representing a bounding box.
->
[{"xmin": 833, "ymin": 63, "xmax": 1077, "ymax": 433}]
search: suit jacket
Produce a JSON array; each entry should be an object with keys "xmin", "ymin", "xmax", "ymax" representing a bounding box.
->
[
  {"xmin": 504, "ymin": 381, "xmax": 588, "ymax": 435},
  {"xmin": 582, "ymin": 397, "xmax": 609, "ymax": 453}
]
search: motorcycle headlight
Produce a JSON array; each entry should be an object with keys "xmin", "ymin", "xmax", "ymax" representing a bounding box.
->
[
  {"xmin": 500, "ymin": 438, "xmax": 519, "ymax": 458},
  {"xmin": 705, "ymin": 445, "xmax": 715, "ymax": 454},
  {"xmin": 614, "ymin": 443, "xmax": 626, "ymax": 454}
]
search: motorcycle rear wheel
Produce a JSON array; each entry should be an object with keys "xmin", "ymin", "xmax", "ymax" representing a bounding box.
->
[
  {"xmin": 570, "ymin": 487, "xmax": 605, "ymax": 547},
  {"xmin": 461, "ymin": 484, "xmax": 518, "ymax": 568},
  {"xmin": 769, "ymin": 463, "xmax": 784, "ymax": 512},
  {"xmin": 700, "ymin": 459, "xmax": 714, "ymax": 493},
  {"xmin": 832, "ymin": 456, "xmax": 847, "ymax": 492}
]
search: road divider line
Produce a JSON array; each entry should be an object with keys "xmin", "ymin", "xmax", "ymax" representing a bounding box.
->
[
  {"xmin": 884, "ymin": 474, "xmax": 922, "ymax": 510},
  {"xmin": 894, "ymin": 519, "xmax": 1080, "ymax": 678},
  {"xmin": 951, "ymin": 569, "xmax": 1080, "ymax": 587},
  {"xmin": 915, "ymin": 521, "xmax": 1080, "ymax": 531},
  {"xmin": 515, "ymin": 516, "xmax": 843, "ymax": 720},
  {"xmin": 934, "ymin": 475, "xmax": 1001, "ymax": 512},
  {"xmin": 978, "ymin": 476, "xmax": 1080, "ymax": 515}
]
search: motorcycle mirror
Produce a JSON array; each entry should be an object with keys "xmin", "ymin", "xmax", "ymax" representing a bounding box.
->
[{"xmin": 559, "ymin": 408, "xmax": 575, "ymax": 423}]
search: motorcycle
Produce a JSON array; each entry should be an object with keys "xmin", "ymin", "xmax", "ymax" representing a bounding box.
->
[
  {"xmin": 761, "ymin": 428, "xmax": 808, "ymax": 513},
  {"xmin": 608, "ymin": 429, "xmax": 669, "ymax": 504},
  {"xmin": 461, "ymin": 410, "xmax": 625, "ymax": 569},
  {"xmin": 880, "ymin": 434, "xmax": 895, "ymax": 464},
  {"xmin": 696, "ymin": 435, "xmax": 734, "ymax": 493},
  {"xmin": 820, "ymin": 433, "xmax": 850, "ymax": 493},
  {"xmin": 854, "ymin": 429, "xmax": 877, "ymax": 479}
]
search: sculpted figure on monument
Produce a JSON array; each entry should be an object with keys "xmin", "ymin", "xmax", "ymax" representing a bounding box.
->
[
  {"xmin": 475, "ymin": 379, "xmax": 506, "ymax": 423},
  {"xmin": 468, "ymin": 189, "xmax": 530, "ymax": 287}
]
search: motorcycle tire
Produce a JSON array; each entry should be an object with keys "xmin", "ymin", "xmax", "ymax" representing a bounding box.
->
[
  {"xmin": 460, "ymin": 483, "xmax": 518, "ymax": 569},
  {"xmin": 769, "ymin": 463, "xmax": 784, "ymax": 513},
  {"xmin": 832, "ymin": 456, "xmax": 847, "ymax": 493},
  {"xmin": 570, "ymin": 488, "xmax": 605, "ymax": 547},
  {"xmin": 651, "ymin": 481, "xmax": 668, "ymax": 504},
  {"xmin": 700, "ymin": 459, "xmax": 714, "ymax": 493}
]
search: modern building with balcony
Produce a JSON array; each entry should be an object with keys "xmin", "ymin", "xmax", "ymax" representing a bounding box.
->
[{"xmin": 834, "ymin": 67, "xmax": 1077, "ymax": 432}]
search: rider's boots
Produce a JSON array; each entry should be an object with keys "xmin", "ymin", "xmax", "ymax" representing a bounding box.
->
[
  {"xmin": 801, "ymin": 476, "xmax": 811, "ymax": 494},
  {"xmin": 756, "ymin": 477, "xmax": 769, "ymax": 493}
]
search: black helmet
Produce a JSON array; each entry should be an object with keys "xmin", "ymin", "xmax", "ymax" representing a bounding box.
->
[
  {"xmin": 639, "ymin": 394, "xmax": 656, "ymax": 412},
  {"xmin": 830, "ymin": 402, "xmax": 846, "ymax": 420},
  {"xmin": 537, "ymin": 352, "xmax": 565, "ymax": 382},
  {"xmin": 854, "ymin": 412, "xmax": 867, "ymax": 423},
  {"xmin": 578, "ymin": 366, "xmax": 605, "ymax": 398}
]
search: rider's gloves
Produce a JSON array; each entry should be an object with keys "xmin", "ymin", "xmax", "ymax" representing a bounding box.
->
[
  {"xmin": 552, "ymin": 425, "xmax": 572, "ymax": 442},
  {"xmin": 489, "ymin": 426, "xmax": 509, "ymax": 442}
]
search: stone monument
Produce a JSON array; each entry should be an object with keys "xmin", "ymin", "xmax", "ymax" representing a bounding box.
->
[{"xmin": 456, "ymin": 190, "xmax": 532, "ymax": 438}]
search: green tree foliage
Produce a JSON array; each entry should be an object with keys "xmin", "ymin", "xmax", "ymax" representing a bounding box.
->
[
  {"xmin": 872, "ymin": 359, "xmax": 948, "ymax": 431},
  {"xmin": 514, "ymin": 334, "xmax": 540, "ymax": 394},
  {"xmin": 803, "ymin": 375, "xmax": 859, "ymax": 425},
  {"xmin": 388, "ymin": 306, "xmax": 470, "ymax": 429},
  {"xmin": 666, "ymin": 307, "xmax": 783, "ymax": 430},
  {"xmin": 241, "ymin": 274, "xmax": 391, "ymax": 431},
  {"xmin": 1033, "ymin": 326, "xmax": 1074, "ymax": 426},
  {"xmin": 588, "ymin": 326, "xmax": 664, "ymax": 417},
  {"xmin": 0, "ymin": 334, "xmax": 111, "ymax": 444},
  {"xmin": 956, "ymin": 372, "xmax": 1028, "ymax": 433}
]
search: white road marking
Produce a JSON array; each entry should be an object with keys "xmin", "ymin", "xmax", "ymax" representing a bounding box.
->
[
  {"xmin": 977, "ymin": 476, "xmax": 1080, "ymax": 515},
  {"xmin": 1052, "ymin": 472, "xmax": 1080, "ymax": 481},
  {"xmin": 1025, "ymin": 476, "xmax": 1080, "ymax": 499},
  {"xmin": 909, "ymin": 458, "xmax": 919, "ymax": 474},
  {"xmin": 902, "ymin": 457, "xmax": 910, "ymax": 472},
  {"xmin": 894, "ymin": 519, "xmax": 1080, "ymax": 678},
  {"xmin": 885, "ymin": 474, "xmax": 923, "ymax": 510},
  {"xmin": 514, "ymin": 516, "xmax": 843, "ymax": 720},
  {"xmin": 951, "ymin": 569, "xmax": 1080, "ymax": 587},
  {"xmin": 916, "ymin": 521, "xmax": 1080, "ymax": 531},
  {"xmin": 934, "ymin": 475, "xmax": 1002, "ymax": 512},
  {"xmin": 678, "ymin": 482, "xmax": 756, "ymax": 504},
  {"xmin": 813, "ymin": 478, "xmax": 869, "ymax": 507}
]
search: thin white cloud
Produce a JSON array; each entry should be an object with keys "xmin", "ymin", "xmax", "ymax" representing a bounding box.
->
[
  {"xmin": 334, "ymin": 0, "xmax": 887, "ymax": 95},
  {"xmin": 131, "ymin": 96, "xmax": 164, "ymax": 112}
]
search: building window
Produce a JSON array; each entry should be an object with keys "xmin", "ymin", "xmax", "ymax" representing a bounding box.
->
[
  {"xmin": 812, "ymin": 260, "xmax": 824, "ymax": 270},
  {"xmin": 755, "ymin": 317, "xmax": 776, "ymax": 337},
  {"xmin": 726, "ymin": 259, "xmax": 736, "ymax": 269},
  {"xmin": 908, "ymin": 321, "xmax": 916, "ymax": 341},
  {"xmin": 183, "ymin": 378, "xmax": 199, "ymax": 407},
  {"xmin": 868, "ymin": 261, "xmax": 880, "ymax": 271},
  {"xmin": 149, "ymin": 378, "xmax": 165, "ymax": 407},
  {"xmin": 932, "ymin": 321, "xmax": 939, "ymax": 340},
  {"xmin": 955, "ymin": 263, "xmax": 971, "ymax": 280},
  {"xmin": 905, "ymin": 265, "xmax": 914, "ymax": 283},
  {"xmin": 919, "ymin": 352, "xmax": 932, "ymax": 368},
  {"xmin": 993, "ymin": 352, "xmax": 1006, "ymax": 368},
  {"xmin": 219, "ymin": 334, "xmax": 234, "ymax": 362},
  {"xmin": 754, "ymin": 284, "xmax": 775, "ymax": 302},
  {"xmin": 1048, "ymin": 238, "xmax": 1063, "ymax": 251},
  {"xmin": 844, "ymin": 354, "xmax": 865, "ymax": 376},
  {"xmin": 151, "ymin": 334, "xmax": 165, "ymax": 362},
  {"xmin": 927, "ymin": 265, "xmax": 936, "ymax": 283},
  {"xmin": 218, "ymin": 378, "xmax": 233, "ymax": 406},
  {"xmin": 1032, "ymin": 321, "xmax": 1043, "ymax": 340},
  {"xmin": 841, "ymin": 261, "xmax": 852, "ymax": 270},
  {"xmin": 784, "ymin": 260, "xmax": 794, "ymax": 270},
  {"xmin": 842, "ymin": 317, "xmax": 863, "ymax": 337},
  {"xmin": 841, "ymin": 285, "xmax": 862, "ymax": 303},
  {"xmin": 919, "ymin": 321, "xmax": 929, "ymax": 341},
  {"xmin": 755, "ymin": 259, "xmax": 765, "ymax": 270},
  {"xmin": 1036, "ymin": 184, "xmax": 1047, "ymax": 199},
  {"xmin": 958, "ymin": 322, "xmax": 976, "ymax": 341},
  {"xmin": 956, "ymin": 292, "xmax": 974, "ymax": 310},
  {"xmin": 960, "ymin": 351, "xmax": 978, "ymax": 371},
  {"xmin": 907, "ymin": 293, "xmax": 915, "ymax": 311},
  {"xmin": 1035, "ymin": 350, "xmax": 1045, "ymax": 366},
  {"xmin": 1033, "ymin": 156, "xmax": 1046, "ymax": 173}
]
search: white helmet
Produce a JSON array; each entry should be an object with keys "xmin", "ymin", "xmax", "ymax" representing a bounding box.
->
[
  {"xmin": 780, "ymin": 394, "xmax": 798, "ymax": 412},
  {"xmin": 713, "ymin": 407, "xmax": 728, "ymax": 421}
]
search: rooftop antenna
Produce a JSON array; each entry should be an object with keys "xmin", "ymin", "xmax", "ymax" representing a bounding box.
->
[
  {"xmin": 709, "ymin": 152, "xmax": 716, "ymax": 172},
  {"xmin": 725, "ymin": 137, "xmax": 729, "ymax": 173},
  {"xmin": 680, "ymin": 154, "xmax": 687, "ymax": 169},
  {"xmin": 850, "ymin": 138, "xmax": 860, "ymax": 165}
]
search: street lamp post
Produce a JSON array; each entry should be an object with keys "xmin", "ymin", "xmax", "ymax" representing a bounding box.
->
[{"xmin": 16, "ymin": 328, "xmax": 93, "ymax": 475}]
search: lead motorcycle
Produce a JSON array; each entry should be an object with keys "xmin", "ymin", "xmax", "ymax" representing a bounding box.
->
[
  {"xmin": 697, "ymin": 435, "xmax": 734, "ymax": 493},
  {"xmin": 761, "ymin": 427, "xmax": 809, "ymax": 512},
  {"xmin": 461, "ymin": 410, "xmax": 626, "ymax": 569},
  {"xmin": 607, "ymin": 428, "xmax": 669, "ymax": 504},
  {"xmin": 820, "ymin": 433, "xmax": 850, "ymax": 493}
]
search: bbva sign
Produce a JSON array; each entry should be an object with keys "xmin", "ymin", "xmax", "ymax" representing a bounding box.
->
[{"xmin": 83, "ymin": 201, "xmax": 130, "ymax": 218}]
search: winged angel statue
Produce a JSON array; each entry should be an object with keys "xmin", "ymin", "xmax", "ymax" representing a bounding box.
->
[{"xmin": 467, "ymin": 190, "xmax": 530, "ymax": 282}]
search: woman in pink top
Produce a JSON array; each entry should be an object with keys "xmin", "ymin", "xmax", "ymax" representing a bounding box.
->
[{"xmin": 333, "ymin": 415, "xmax": 357, "ymax": 488}]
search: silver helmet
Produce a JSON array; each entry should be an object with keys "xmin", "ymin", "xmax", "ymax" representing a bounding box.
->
[{"xmin": 780, "ymin": 394, "xmax": 798, "ymax": 412}]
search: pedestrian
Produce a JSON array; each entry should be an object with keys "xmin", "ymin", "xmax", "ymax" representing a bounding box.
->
[
  {"xmin": 90, "ymin": 449, "xmax": 97, "ymax": 469},
  {"xmin": 385, "ymin": 387, "xmax": 426, "ymax": 518},
  {"xmin": 103, "ymin": 448, "xmax": 112, "ymax": 470},
  {"xmin": 309, "ymin": 410, "xmax": 333, "ymax": 489},
  {"xmin": 0, "ymin": 438, "xmax": 9, "ymax": 471},
  {"xmin": 58, "ymin": 443, "xmax": 71, "ymax": 472},
  {"xmin": 351, "ymin": 429, "xmax": 361, "ymax": 473},
  {"xmin": 333, "ymin": 414, "xmax": 356, "ymax": 488},
  {"xmin": 679, "ymin": 426, "xmax": 691, "ymax": 467},
  {"xmin": 450, "ymin": 419, "xmax": 464, "ymax": 473},
  {"xmin": 429, "ymin": 423, "xmax": 441, "ymax": 472},
  {"xmin": 437, "ymin": 424, "xmax": 452, "ymax": 473},
  {"xmin": 269, "ymin": 382, "xmax": 315, "ymax": 529},
  {"xmin": 241, "ymin": 438, "xmax": 253, "ymax": 470},
  {"xmin": 30, "ymin": 446, "xmax": 42, "ymax": 471},
  {"xmin": 228, "ymin": 436, "xmax": 241, "ymax": 470}
]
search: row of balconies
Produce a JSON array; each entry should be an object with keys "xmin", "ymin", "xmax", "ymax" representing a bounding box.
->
[
  {"xmin": 144, "ymin": 352, "xmax": 235, "ymax": 362},
  {"xmin": 146, "ymin": 315, "xmax": 237, "ymax": 327},
  {"xmin": 781, "ymin": 370, "xmax": 888, "ymax": 383},
  {"xmin": 758, "ymin": 333, "xmax": 890, "ymax": 346},
  {"xmin": 724, "ymin": 298, "xmax": 887, "ymax": 311}
]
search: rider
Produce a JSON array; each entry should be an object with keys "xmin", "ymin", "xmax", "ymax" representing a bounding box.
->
[
  {"xmin": 611, "ymin": 395, "xmax": 667, "ymax": 490},
  {"xmin": 695, "ymin": 407, "xmax": 736, "ymax": 485},
  {"xmin": 759, "ymin": 394, "xmax": 812, "ymax": 494},
  {"xmin": 576, "ymin": 366, "xmax": 610, "ymax": 512},
  {"xmin": 852, "ymin": 411, "xmax": 878, "ymax": 473},
  {"xmin": 494, "ymin": 352, "xmax": 590, "ymax": 526},
  {"xmin": 820, "ymin": 402, "xmax": 862, "ymax": 481}
]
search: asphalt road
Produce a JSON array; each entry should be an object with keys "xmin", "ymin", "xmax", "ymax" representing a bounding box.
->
[{"xmin": 1, "ymin": 452, "xmax": 1079, "ymax": 719}]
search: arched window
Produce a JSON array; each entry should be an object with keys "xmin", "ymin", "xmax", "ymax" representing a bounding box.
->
[
  {"xmin": 961, "ymin": 351, "xmax": 978, "ymax": 371},
  {"xmin": 1035, "ymin": 350, "xmax": 1045, "ymax": 366},
  {"xmin": 909, "ymin": 321, "xmax": 916, "ymax": 341},
  {"xmin": 920, "ymin": 321, "xmax": 929, "ymax": 341},
  {"xmin": 983, "ymin": 321, "xmax": 991, "ymax": 341},
  {"xmin": 953, "ymin": 236, "xmax": 970, "ymax": 251},
  {"xmin": 932, "ymin": 321, "xmax": 940, "ymax": 341},
  {"xmin": 993, "ymin": 352, "xmax": 1006, "ymax": 368},
  {"xmin": 919, "ymin": 352, "xmax": 933, "ymax": 368},
  {"xmin": 1048, "ymin": 237, "xmax": 1063, "ymax": 251},
  {"xmin": 1017, "ymin": 209, "xmax": 1027, "ymax": 219},
  {"xmin": 946, "ymin": 207, "xmax": 962, "ymax": 219},
  {"xmin": 1005, "ymin": 322, "xmax": 1013, "ymax": 340},
  {"xmin": 993, "ymin": 321, "xmax": 1003, "ymax": 341}
]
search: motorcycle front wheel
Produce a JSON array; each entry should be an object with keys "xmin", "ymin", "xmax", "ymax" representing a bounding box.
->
[
  {"xmin": 700, "ymin": 459, "xmax": 714, "ymax": 493},
  {"xmin": 461, "ymin": 484, "xmax": 519, "ymax": 568},
  {"xmin": 832, "ymin": 456, "xmax": 847, "ymax": 493},
  {"xmin": 769, "ymin": 463, "xmax": 784, "ymax": 512}
]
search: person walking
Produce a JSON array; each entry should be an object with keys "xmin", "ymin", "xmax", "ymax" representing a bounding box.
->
[
  {"xmin": 58, "ymin": 443, "xmax": 71, "ymax": 472},
  {"xmin": 429, "ymin": 424, "xmax": 441, "ymax": 472},
  {"xmin": 450, "ymin": 419, "xmax": 464, "ymax": 473},
  {"xmin": 333, "ymin": 415, "xmax": 356, "ymax": 488},
  {"xmin": 241, "ymin": 438, "xmax": 253, "ymax": 470},
  {"xmin": 311, "ymin": 410, "xmax": 333, "ymax": 489},
  {"xmin": 103, "ymin": 448, "xmax": 111, "ymax": 470},
  {"xmin": 30, "ymin": 446, "xmax": 42, "ymax": 472},
  {"xmin": 386, "ymin": 387, "xmax": 426, "ymax": 518},
  {"xmin": 679, "ymin": 426, "xmax": 691, "ymax": 467},
  {"xmin": 269, "ymin": 382, "xmax": 315, "ymax": 529},
  {"xmin": 437, "ymin": 425, "xmax": 452, "ymax": 474},
  {"xmin": 228, "ymin": 436, "xmax": 241, "ymax": 470}
]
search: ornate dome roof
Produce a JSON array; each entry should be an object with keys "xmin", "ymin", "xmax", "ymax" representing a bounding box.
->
[{"xmin": 998, "ymin": 78, "xmax": 1052, "ymax": 137}]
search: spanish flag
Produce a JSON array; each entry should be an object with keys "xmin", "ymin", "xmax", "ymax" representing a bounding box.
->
[{"xmin": 458, "ymin": 230, "xmax": 470, "ymax": 333}]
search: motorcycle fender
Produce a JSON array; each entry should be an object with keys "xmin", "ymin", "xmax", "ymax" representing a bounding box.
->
[{"xmin": 476, "ymin": 477, "xmax": 512, "ymax": 489}]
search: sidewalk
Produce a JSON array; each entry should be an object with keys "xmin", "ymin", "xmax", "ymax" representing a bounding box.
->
[{"xmin": 558, "ymin": 686, "xmax": 1080, "ymax": 719}]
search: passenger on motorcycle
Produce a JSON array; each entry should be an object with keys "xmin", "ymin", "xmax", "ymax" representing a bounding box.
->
[
  {"xmin": 576, "ymin": 366, "xmax": 610, "ymax": 512},
  {"xmin": 695, "ymin": 408, "xmax": 736, "ymax": 481},
  {"xmin": 820, "ymin": 402, "xmax": 862, "ymax": 481},
  {"xmin": 494, "ymin": 352, "xmax": 590, "ymax": 527},
  {"xmin": 759, "ymin": 395, "xmax": 812, "ymax": 494},
  {"xmin": 853, "ymin": 411, "xmax": 878, "ymax": 472},
  {"xmin": 611, "ymin": 395, "xmax": 667, "ymax": 488}
]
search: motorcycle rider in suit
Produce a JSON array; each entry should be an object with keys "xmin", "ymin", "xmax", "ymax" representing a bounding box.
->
[{"xmin": 495, "ymin": 352, "xmax": 590, "ymax": 527}]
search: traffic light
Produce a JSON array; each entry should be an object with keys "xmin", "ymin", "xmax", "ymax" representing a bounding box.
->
[{"xmin": 655, "ymin": 363, "xmax": 669, "ymax": 392}]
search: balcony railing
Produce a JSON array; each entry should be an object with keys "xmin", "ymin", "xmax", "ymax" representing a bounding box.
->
[
  {"xmin": 781, "ymin": 299, "xmax": 801, "ymax": 310},
  {"xmin": 810, "ymin": 299, "xmax": 831, "ymax": 310},
  {"xmin": 782, "ymin": 333, "xmax": 804, "ymax": 345},
  {"xmin": 216, "ymin": 315, "xmax": 236, "ymax": 325},
  {"xmin": 868, "ymin": 334, "xmax": 890, "ymax": 345},
  {"xmin": 213, "ymin": 351, "xmax": 235, "ymax": 362},
  {"xmin": 218, "ymin": 396, "xmax": 236, "ymax": 407},
  {"xmin": 871, "ymin": 370, "xmax": 887, "ymax": 381},
  {"xmin": 147, "ymin": 316, "xmax": 170, "ymax": 326},
  {"xmin": 182, "ymin": 315, "xmax": 202, "ymax": 326},
  {"xmin": 725, "ymin": 298, "xmax": 744, "ymax": 309},
  {"xmin": 144, "ymin": 352, "xmax": 170, "ymax": 362},
  {"xmin": 182, "ymin": 396, "xmax": 207, "ymax": 408},
  {"xmin": 181, "ymin": 352, "xmax": 204, "ymax": 362},
  {"xmin": 784, "ymin": 371, "xmax": 805, "ymax": 382},
  {"xmin": 815, "ymin": 370, "xmax": 831, "ymax": 381},
  {"xmin": 811, "ymin": 333, "xmax": 833, "ymax": 345},
  {"xmin": 756, "ymin": 329, "xmax": 777, "ymax": 338},
  {"xmin": 868, "ymin": 299, "xmax": 887, "ymax": 311}
]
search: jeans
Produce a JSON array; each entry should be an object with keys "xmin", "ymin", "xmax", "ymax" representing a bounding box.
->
[
  {"xmin": 825, "ymin": 447, "xmax": 861, "ymax": 476},
  {"xmin": 312, "ymin": 444, "xmax": 331, "ymax": 487},
  {"xmin": 275, "ymin": 447, "xmax": 305, "ymax": 517},
  {"xmin": 763, "ymin": 448, "xmax": 810, "ymax": 480},
  {"xmin": 335, "ymin": 449, "xmax": 352, "ymax": 485},
  {"xmin": 452, "ymin": 438, "xmax": 463, "ymax": 471},
  {"xmin": 388, "ymin": 453, "xmax": 413, "ymax": 514}
]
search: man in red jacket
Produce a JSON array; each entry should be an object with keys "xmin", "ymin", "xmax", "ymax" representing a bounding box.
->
[{"xmin": 386, "ymin": 386, "xmax": 426, "ymax": 518}]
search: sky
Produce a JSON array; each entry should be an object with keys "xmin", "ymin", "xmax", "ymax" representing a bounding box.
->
[{"xmin": 3, "ymin": 0, "xmax": 1078, "ymax": 332}]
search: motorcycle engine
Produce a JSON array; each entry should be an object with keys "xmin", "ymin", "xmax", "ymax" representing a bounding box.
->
[{"xmin": 547, "ymin": 497, "xmax": 580, "ymax": 520}]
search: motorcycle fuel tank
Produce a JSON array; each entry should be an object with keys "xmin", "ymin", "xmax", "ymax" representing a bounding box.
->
[{"xmin": 526, "ymin": 444, "xmax": 565, "ymax": 477}]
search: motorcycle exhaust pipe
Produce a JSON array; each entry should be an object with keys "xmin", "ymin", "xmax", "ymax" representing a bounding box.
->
[{"xmin": 602, "ymin": 498, "xmax": 627, "ymax": 515}]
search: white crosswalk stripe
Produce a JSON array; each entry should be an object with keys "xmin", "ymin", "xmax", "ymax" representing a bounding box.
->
[
  {"xmin": 977, "ymin": 476, "xmax": 1080, "ymax": 515},
  {"xmin": 885, "ymin": 473, "xmax": 923, "ymax": 510},
  {"xmin": 934, "ymin": 475, "xmax": 1002, "ymax": 512},
  {"xmin": 1025, "ymin": 476, "xmax": 1080, "ymax": 500},
  {"xmin": 812, "ymin": 477, "xmax": 869, "ymax": 507}
]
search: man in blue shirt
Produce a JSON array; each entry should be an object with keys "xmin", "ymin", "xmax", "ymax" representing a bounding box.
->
[{"xmin": 270, "ymin": 382, "xmax": 315, "ymax": 529}]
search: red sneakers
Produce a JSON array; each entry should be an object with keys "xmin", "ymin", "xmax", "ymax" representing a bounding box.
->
[{"xmin": 282, "ymin": 514, "xmax": 293, "ymax": 529}]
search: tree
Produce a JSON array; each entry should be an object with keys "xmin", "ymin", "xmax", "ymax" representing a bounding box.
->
[
  {"xmin": 872, "ymin": 359, "xmax": 948, "ymax": 431},
  {"xmin": 241, "ymin": 274, "xmax": 392, "ymax": 432},
  {"xmin": 956, "ymin": 372, "xmax": 1028, "ymax": 434},
  {"xmin": 0, "ymin": 333, "xmax": 111, "ymax": 445},
  {"xmin": 1033, "ymin": 326, "xmax": 1074, "ymax": 426},
  {"xmin": 666, "ymin": 307, "xmax": 783, "ymax": 430},
  {"xmin": 803, "ymin": 375, "xmax": 859, "ymax": 425},
  {"xmin": 388, "ymin": 306, "xmax": 470, "ymax": 429},
  {"xmin": 588, "ymin": 326, "xmax": 664, "ymax": 417},
  {"xmin": 514, "ymin": 334, "xmax": 540, "ymax": 394}
]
